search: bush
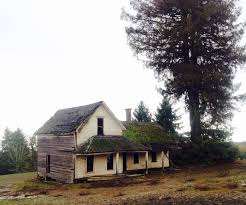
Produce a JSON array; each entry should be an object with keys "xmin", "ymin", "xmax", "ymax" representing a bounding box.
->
[
  {"xmin": 238, "ymin": 152, "xmax": 246, "ymax": 160},
  {"xmin": 171, "ymin": 139, "xmax": 239, "ymax": 165}
]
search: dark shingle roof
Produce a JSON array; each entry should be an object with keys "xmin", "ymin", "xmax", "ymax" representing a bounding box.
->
[
  {"xmin": 75, "ymin": 135, "xmax": 150, "ymax": 154},
  {"xmin": 35, "ymin": 101, "xmax": 103, "ymax": 135}
]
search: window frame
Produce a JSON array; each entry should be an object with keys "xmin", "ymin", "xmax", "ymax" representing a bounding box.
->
[
  {"xmin": 133, "ymin": 153, "xmax": 139, "ymax": 164},
  {"xmin": 107, "ymin": 154, "xmax": 114, "ymax": 170},
  {"xmin": 87, "ymin": 155, "xmax": 94, "ymax": 173},
  {"xmin": 97, "ymin": 118, "xmax": 104, "ymax": 136}
]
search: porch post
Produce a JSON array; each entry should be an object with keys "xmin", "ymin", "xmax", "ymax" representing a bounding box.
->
[
  {"xmin": 145, "ymin": 151, "xmax": 149, "ymax": 174},
  {"xmin": 116, "ymin": 152, "xmax": 119, "ymax": 174},
  {"xmin": 166, "ymin": 151, "xmax": 170, "ymax": 167},
  {"xmin": 161, "ymin": 151, "xmax": 164, "ymax": 172}
]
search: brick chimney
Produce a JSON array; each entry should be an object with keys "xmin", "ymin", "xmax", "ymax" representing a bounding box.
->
[{"xmin": 125, "ymin": 108, "xmax": 132, "ymax": 122}]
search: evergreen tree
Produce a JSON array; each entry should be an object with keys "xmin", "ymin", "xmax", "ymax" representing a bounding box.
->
[
  {"xmin": 29, "ymin": 135, "xmax": 37, "ymax": 171},
  {"xmin": 133, "ymin": 101, "xmax": 152, "ymax": 122},
  {"xmin": 1, "ymin": 128, "xmax": 31, "ymax": 173},
  {"xmin": 156, "ymin": 97, "xmax": 180, "ymax": 133},
  {"xmin": 122, "ymin": 0, "xmax": 246, "ymax": 144}
]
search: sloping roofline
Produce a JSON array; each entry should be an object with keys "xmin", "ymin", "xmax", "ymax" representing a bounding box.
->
[{"xmin": 35, "ymin": 101, "xmax": 126, "ymax": 136}]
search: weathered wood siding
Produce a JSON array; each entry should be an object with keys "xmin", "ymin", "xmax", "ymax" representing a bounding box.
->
[{"xmin": 37, "ymin": 134, "xmax": 75, "ymax": 183}]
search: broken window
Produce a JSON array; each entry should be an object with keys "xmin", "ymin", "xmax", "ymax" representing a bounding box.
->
[
  {"xmin": 151, "ymin": 152, "xmax": 157, "ymax": 162},
  {"xmin": 87, "ymin": 155, "xmax": 94, "ymax": 172},
  {"xmin": 107, "ymin": 154, "xmax": 114, "ymax": 170},
  {"xmin": 97, "ymin": 118, "xmax": 104, "ymax": 136},
  {"xmin": 133, "ymin": 153, "xmax": 139, "ymax": 164}
]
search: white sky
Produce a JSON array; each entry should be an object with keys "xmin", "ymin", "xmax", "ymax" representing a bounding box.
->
[{"xmin": 0, "ymin": 0, "xmax": 245, "ymax": 142}]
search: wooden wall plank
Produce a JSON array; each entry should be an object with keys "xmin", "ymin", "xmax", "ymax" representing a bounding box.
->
[{"xmin": 37, "ymin": 134, "xmax": 75, "ymax": 183}]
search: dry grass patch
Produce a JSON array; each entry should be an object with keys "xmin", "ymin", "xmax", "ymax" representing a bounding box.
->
[
  {"xmin": 184, "ymin": 177, "xmax": 196, "ymax": 183},
  {"xmin": 176, "ymin": 187, "xmax": 187, "ymax": 192},
  {"xmin": 113, "ymin": 192, "xmax": 125, "ymax": 197},
  {"xmin": 225, "ymin": 182, "xmax": 239, "ymax": 189},
  {"xmin": 217, "ymin": 170, "xmax": 230, "ymax": 177},
  {"xmin": 78, "ymin": 191, "xmax": 90, "ymax": 196},
  {"xmin": 193, "ymin": 184, "xmax": 211, "ymax": 191}
]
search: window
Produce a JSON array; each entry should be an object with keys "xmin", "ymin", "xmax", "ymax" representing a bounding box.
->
[
  {"xmin": 133, "ymin": 153, "xmax": 139, "ymax": 164},
  {"xmin": 97, "ymin": 118, "xmax": 104, "ymax": 135},
  {"xmin": 107, "ymin": 154, "xmax": 114, "ymax": 170},
  {"xmin": 87, "ymin": 155, "xmax": 94, "ymax": 172},
  {"xmin": 46, "ymin": 155, "xmax": 50, "ymax": 173},
  {"xmin": 151, "ymin": 152, "xmax": 157, "ymax": 162}
]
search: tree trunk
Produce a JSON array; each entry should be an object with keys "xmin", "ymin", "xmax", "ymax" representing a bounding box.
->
[{"xmin": 188, "ymin": 90, "xmax": 202, "ymax": 144}]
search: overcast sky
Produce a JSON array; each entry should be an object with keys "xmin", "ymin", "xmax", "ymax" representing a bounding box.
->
[{"xmin": 0, "ymin": 0, "xmax": 245, "ymax": 142}]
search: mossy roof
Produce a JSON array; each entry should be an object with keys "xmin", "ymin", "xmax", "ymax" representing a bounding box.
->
[
  {"xmin": 122, "ymin": 121, "xmax": 178, "ymax": 146},
  {"xmin": 75, "ymin": 135, "xmax": 150, "ymax": 154}
]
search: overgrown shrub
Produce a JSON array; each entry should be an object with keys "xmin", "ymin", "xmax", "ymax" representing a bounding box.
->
[
  {"xmin": 171, "ymin": 139, "xmax": 239, "ymax": 165},
  {"xmin": 238, "ymin": 152, "xmax": 246, "ymax": 160}
]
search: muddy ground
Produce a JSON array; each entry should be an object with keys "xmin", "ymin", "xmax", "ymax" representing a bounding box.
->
[{"xmin": 0, "ymin": 161, "xmax": 246, "ymax": 205}]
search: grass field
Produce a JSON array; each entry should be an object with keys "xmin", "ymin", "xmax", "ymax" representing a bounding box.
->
[
  {"xmin": 0, "ymin": 172, "xmax": 36, "ymax": 185},
  {"xmin": 0, "ymin": 161, "xmax": 246, "ymax": 205}
]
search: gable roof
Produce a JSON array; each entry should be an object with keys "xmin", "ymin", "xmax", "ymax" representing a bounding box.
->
[
  {"xmin": 75, "ymin": 135, "xmax": 150, "ymax": 154},
  {"xmin": 35, "ymin": 101, "xmax": 103, "ymax": 135}
]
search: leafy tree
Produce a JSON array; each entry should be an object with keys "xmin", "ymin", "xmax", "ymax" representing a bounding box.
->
[
  {"xmin": 133, "ymin": 101, "xmax": 152, "ymax": 122},
  {"xmin": 1, "ymin": 128, "xmax": 31, "ymax": 173},
  {"xmin": 122, "ymin": 0, "xmax": 246, "ymax": 144},
  {"xmin": 155, "ymin": 97, "xmax": 180, "ymax": 133}
]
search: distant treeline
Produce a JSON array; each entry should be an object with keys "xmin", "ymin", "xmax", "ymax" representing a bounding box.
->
[{"xmin": 0, "ymin": 128, "xmax": 37, "ymax": 175}]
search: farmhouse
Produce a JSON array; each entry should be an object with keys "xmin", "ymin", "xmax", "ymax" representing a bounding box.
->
[{"xmin": 35, "ymin": 101, "xmax": 170, "ymax": 183}]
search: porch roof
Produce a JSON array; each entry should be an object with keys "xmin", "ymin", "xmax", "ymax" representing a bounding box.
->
[{"xmin": 75, "ymin": 135, "xmax": 151, "ymax": 154}]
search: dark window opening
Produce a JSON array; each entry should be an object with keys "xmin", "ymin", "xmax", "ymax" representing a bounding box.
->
[
  {"xmin": 107, "ymin": 154, "xmax": 114, "ymax": 170},
  {"xmin": 46, "ymin": 155, "xmax": 50, "ymax": 173},
  {"xmin": 97, "ymin": 118, "xmax": 104, "ymax": 135},
  {"xmin": 87, "ymin": 155, "xmax": 94, "ymax": 172},
  {"xmin": 151, "ymin": 152, "xmax": 157, "ymax": 162},
  {"xmin": 133, "ymin": 153, "xmax": 139, "ymax": 164}
]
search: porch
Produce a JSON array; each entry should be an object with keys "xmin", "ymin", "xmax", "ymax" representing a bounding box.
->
[
  {"xmin": 74, "ymin": 151, "xmax": 149, "ymax": 179},
  {"xmin": 74, "ymin": 135, "xmax": 169, "ymax": 180}
]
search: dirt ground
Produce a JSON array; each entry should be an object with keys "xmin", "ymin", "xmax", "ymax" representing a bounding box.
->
[{"xmin": 0, "ymin": 161, "xmax": 246, "ymax": 205}]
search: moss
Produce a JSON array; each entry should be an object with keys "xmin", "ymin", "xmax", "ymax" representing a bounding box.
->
[
  {"xmin": 75, "ymin": 135, "xmax": 149, "ymax": 154},
  {"xmin": 123, "ymin": 122, "xmax": 177, "ymax": 145}
]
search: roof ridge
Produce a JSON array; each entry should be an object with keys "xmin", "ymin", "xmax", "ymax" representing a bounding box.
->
[{"xmin": 57, "ymin": 101, "xmax": 103, "ymax": 112}]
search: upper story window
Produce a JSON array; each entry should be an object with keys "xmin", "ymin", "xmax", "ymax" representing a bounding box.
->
[{"xmin": 97, "ymin": 118, "xmax": 104, "ymax": 136}]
